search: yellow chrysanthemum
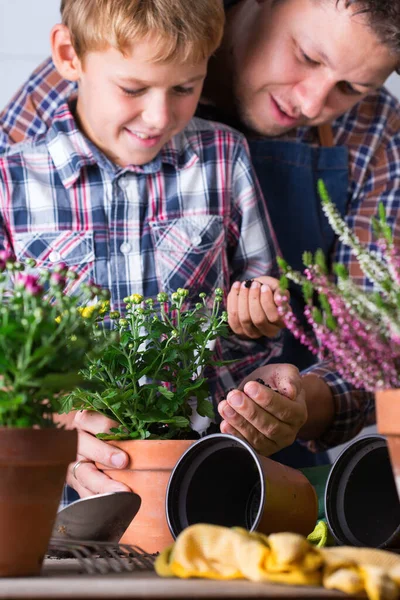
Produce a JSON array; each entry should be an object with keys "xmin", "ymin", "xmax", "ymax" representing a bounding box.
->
[
  {"xmin": 99, "ymin": 300, "xmax": 110, "ymax": 314},
  {"xmin": 78, "ymin": 305, "xmax": 97, "ymax": 319},
  {"xmin": 130, "ymin": 293, "xmax": 144, "ymax": 304}
]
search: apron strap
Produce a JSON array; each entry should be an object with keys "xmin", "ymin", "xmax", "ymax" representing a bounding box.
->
[{"xmin": 317, "ymin": 123, "xmax": 334, "ymax": 147}]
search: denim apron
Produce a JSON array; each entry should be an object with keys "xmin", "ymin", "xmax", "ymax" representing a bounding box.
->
[{"xmin": 248, "ymin": 124, "xmax": 349, "ymax": 467}]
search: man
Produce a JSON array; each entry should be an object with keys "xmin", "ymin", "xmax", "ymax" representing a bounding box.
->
[{"xmin": 1, "ymin": 0, "xmax": 400, "ymax": 497}]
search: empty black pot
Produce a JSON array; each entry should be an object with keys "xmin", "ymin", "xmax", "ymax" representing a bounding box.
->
[
  {"xmin": 166, "ymin": 433, "xmax": 317, "ymax": 539},
  {"xmin": 325, "ymin": 434, "xmax": 400, "ymax": 548}
]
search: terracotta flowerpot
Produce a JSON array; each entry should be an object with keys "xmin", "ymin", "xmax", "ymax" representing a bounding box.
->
[
  {"xmin": 376, "ymin": 388, "xmax": 400, "ymax": 501},
  {"xmin": 99, "ymin": 440, "xmax": 193, "ymax": 553},
  {"xmin": 0, "ymin": 428, "xmax": 77, "ymax": 577},
  {"xmin": 166, "ymin": 434, "xmax": 318, "ymax": 539}
]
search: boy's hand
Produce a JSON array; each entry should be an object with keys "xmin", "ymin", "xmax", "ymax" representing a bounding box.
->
[
  {"xmin": 227, "ymin": 277, "xmax": 289, "ymax": 339},
  {"xmin": 217, "ymin": 364, "xmax": 307, "ymax": 456},
  {"xmin": 66, "ymin": 410, "xmax": 131, "ymax": 497}
]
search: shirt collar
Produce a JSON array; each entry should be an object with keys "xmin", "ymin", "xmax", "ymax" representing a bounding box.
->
[{"xmin": 46, "ymin": 102, "xmax": 199, "ymax": 189}]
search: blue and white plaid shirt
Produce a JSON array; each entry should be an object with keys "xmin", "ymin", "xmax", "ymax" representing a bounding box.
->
[{"xmin": 0, "ymin": 98, "xmax": 282, "ymax": 385}]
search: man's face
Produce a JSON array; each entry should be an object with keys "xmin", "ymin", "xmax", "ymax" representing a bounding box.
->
[
  {"xmin": 75, "ymin": 39, "xmax": 207, "ymax": 166},
  {"xmin": 229, "ymin": 0, "xmax": 398, "ymax": 136}
]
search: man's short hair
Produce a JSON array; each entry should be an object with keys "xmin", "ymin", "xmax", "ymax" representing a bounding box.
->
[
  {"xmin": 60, "ymin": 0, "xmax": 224, "ymax": 63},
  {"xmin": 341, "ymin": 0, "xmax": 400, "ymax": 57}
]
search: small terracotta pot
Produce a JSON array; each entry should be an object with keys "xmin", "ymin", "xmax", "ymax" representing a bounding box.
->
[
  {"xmin": 99, "ymin": 440, "xmax": 193, "ymax": 553},
  {"xmin": 0, "ymin": 428, "xmax": 77, "ymax": 577},
  {"xmin": 376, "ymin": 388, "xmax": 400, "ymax": 501},
  {"xmin": 166, "ymin": 434, "xmax": 318, "ymax": 539}
]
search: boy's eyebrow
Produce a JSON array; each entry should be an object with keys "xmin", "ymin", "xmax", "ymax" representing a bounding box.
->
[{"xmin": 117, "ymin": 74, "xmax": 206, "ymax": 85}]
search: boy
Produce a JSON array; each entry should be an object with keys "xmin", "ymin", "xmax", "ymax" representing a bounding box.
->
[{"xmin": 0, "ymin": 0, "xmax": 288, "ymax": 498}]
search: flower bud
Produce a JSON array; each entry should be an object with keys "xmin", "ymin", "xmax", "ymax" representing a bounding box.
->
[
  {"xmin": 157, "ymin": 292, "xmax": 168, "ymax": 303},
  {"xmin": 53, "ymin": 262, "xmax": 68, "ymax": 274},
  {"xmin": 109, "ymin": 311, "xmax": 120, "ymax": 320}
]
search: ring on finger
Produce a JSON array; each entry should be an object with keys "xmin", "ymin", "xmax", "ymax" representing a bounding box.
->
[{"xmin": 72, "ymin": 459, "xmax": 93, "ymax": 480}]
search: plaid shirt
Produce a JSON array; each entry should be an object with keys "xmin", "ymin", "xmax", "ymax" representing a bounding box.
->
[
  {"xmin": 0, "ymin": 99, "xmax": 281, "ymax": 397},
  {"xmin": 2, "ymin": 58, "xmax": 400, "ymax": 452}
]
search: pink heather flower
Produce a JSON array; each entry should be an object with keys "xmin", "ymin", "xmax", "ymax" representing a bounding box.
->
[
  {"xmin": 16, "ymin": 273, "xmax": 44, "ymax": 297},
  {"xmin": 0, "ymin": 250, "xmax": 15, "ymax": 271},
  {"xmin": 50, "ymin": 272, "xmax": 66, "ymax": 288}
]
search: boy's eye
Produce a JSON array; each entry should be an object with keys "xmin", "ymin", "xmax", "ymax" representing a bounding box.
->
[
  {"xmin": 301, "ymin": 50, "xmax": 319, "ymax": 67},
  {"xmin": 121, "ymin": 87, "xmax": 146, "ymax": 97},
  {"xmin": 173, "ymin": 86, "xmax": 195, "ymax": 96}
]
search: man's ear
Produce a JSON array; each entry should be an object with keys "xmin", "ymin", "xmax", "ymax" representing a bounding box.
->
[{"xmin": 50, "ymin": 24, "xmax": 82, "ymax": 81}]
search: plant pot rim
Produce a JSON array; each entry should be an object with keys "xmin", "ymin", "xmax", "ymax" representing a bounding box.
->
[{"xmin": 166, "ymin": 433, "xmax": 267, "ymax": 536}]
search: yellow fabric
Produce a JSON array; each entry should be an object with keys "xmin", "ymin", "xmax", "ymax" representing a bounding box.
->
[{"xmin": 155, "ymin": 524, "xmax": 400, "ymax": 600}]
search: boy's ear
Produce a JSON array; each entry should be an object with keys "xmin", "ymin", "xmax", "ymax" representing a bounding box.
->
[{"xmin": 50, "ymin": 24, "xmax": 82, "ymax": 81}]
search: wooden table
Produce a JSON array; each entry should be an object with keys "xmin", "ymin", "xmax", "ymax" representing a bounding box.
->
[{"xmin": 0, "ymin": 559, "xmax": 356, "ymax": 600}]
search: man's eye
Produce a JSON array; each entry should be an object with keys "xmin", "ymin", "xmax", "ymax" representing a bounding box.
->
[
  {"xmin": 173, "ymin": 86, "xmax": 194, "ymax": 95},
  {"xmin": 338, "ymin": 81, "xmax": 362, "ymax": 96},
  {"xmin": 301, "ymin": 51, "xmax": 319, "ymax": 66},
  {"xmin": 121, "ymin": 87, "xmax": 146, "ymax": 97}
]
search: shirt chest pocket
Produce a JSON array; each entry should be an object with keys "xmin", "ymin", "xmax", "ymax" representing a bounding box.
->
[
  {"xmin": 150, "ymin": 215, "xmax": 226, "ymax": 298},
  {"xmin": 13, "ymin": 231, "xmax": 95, "ymax": 288}
]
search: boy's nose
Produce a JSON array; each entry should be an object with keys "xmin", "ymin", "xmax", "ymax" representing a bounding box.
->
[{"xmin": 142, "ymin": 94, "xmax": 172, "ymax": 130}]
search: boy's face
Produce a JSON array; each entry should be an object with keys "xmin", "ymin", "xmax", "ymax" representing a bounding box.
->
[
  {"xmin": 226, "ymin": 0, "xmax": 398, "ymax": 136},
  {"xmin": 74, "ymin": 38, "xmax": 207, "ymax": 166}
]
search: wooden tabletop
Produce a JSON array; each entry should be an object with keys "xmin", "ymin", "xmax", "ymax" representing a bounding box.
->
[{"xmin": 0, "ymin": 559, "xmax": 355, "ymax": 600}]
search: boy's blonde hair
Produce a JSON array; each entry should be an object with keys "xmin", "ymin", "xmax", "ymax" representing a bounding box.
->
[{"xmin": 60, "ymin": 0, "xmax": 224, "ymax": 63}]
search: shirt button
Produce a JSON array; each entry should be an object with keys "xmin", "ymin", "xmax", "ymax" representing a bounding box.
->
[
  {"xmin": 192, "ymin": 235, "xmax": 202, "ymax": 247},
  {"xmin": 49, "ymin": 250, "xmax": 61, "ymax": 262},
  {"xmin": 119, "ymin": 178, "xmax": 129, "ymax": 190},
  {"xmin": 120, "ymin": 242, "xmax": 131, "ymax": 255}
]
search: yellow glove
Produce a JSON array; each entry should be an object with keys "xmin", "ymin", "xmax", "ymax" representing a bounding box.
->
[
  {"xmin": 155, "ymin": 524, "xmax": 322, "ymax": 585},
  {"xmin": 155, "ymin": 523, "xmax": 400, "ymax": 600}
]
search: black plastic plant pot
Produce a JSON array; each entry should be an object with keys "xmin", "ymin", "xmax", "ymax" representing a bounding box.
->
[
  {"xmin": 166, "ymin": 433, "xmax": 318, "ymax": 539},
  {"xmin": 325, "ymin": 434, "xmax": 400, "ymax": 548}
]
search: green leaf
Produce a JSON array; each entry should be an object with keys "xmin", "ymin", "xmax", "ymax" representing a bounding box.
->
[{"xmin": 196, "ymin": 397, "xmax": 215, "ymax": 419}]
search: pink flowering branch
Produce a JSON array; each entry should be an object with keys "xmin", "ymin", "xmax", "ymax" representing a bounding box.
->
[{"xmin": 277, "ymin": 180, "xmax": 400, "ymax": 392}]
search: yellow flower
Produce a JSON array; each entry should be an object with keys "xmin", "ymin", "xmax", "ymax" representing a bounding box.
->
[
  {"xmin": 55, "ymin": 315, "xmax": 62, "ymax": 324},
  {"xmin": 78, "ymin": 305, "xmax": 97, "ymax": 319},
  {"xmin": 98, "ymin": 300, "xmax": 110, "ymax": 314},
  {"xmin": 130, "ymin": 294, "xmax": 144, "ymax": 305}
]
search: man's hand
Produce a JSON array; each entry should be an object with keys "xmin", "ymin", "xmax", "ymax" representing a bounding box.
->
[
  {"xmin": 65, "ymin": 410, "xmax": 131, "ymax": 497},
  {"xmin": 217, "ymin": 364, "xmax": 307, "ymax": 456},
  {"xmin": 227, "ymin": 277, "xmax": 289, "ymax": 339}
]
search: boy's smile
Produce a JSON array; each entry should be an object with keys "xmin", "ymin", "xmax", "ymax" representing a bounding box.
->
[{"xmin": 74, "ymin": 38, "xmax": 207, "ymax": 167}]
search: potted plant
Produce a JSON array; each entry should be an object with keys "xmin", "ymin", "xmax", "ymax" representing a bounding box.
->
[
  {"xmin": 61, "ymin": 288, "xmax": 229, "ymax": 553},
  {"xmin": 0, "ymin": 251, "xmax": 106, "ymax": 576},
  {"xmin": 277, "ymin": 180, "xmax": 400, "ymax": 501}
]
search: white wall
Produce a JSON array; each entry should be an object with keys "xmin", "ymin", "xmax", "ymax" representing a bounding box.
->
[
  {"xmin": 0, "ymin": 0, "xmax": 60, "ymax": 108},
  {"xmin": 0, "ymin": 0, "xmax": 400, "ymax": 108}
]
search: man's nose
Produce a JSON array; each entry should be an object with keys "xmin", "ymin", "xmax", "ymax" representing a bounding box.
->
[
  {"xmin": 293, "ymin": 76, "xmax": 332, "ymax": 120},
  {"xmin": 142, "ymin": 93, "xmax": 172, "ymax": 130}
]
